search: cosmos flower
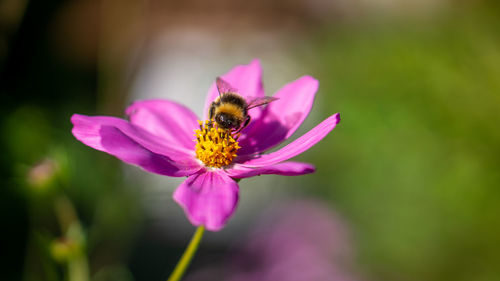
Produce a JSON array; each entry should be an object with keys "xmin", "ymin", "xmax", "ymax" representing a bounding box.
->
[{"xmin": 71, "ymin": 60, "xmax": 340, "ymax": 231}]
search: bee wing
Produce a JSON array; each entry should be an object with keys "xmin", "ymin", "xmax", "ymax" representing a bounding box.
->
[
  {"xmin": 216, "ymin": 77, "xmax": 238, "ymax": 95},
  {"xmin": 247, "ymin": 96, "xmax": 279, "ymax": 110}
]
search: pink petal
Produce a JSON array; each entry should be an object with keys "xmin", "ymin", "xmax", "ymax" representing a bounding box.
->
[
  {"xmin": 126, "ymin": 99, "xmax": 199, "ymax": 150},
  {"xmin": 173, "ymin": 170, "xmax": 239, "ymax": 231},
  {"xmin": 71, "ymin": 114, "xmax": 201, "ymax": 177},
  {"xmin": 226, "ymin": 162, "xmax": 315, "ymax": 178},
  {"xmin": 240, "ymin": 113, "xmax": 340, "ymax": 167},
  {"xmin": 238, "ymin": 76, "xmax": 318, "ymax": 155},
  {"xmin": 203, "ymin": 59, "xmax": 264, "ymax": 118}
]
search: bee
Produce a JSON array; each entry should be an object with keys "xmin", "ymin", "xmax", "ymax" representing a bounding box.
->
[{"xmin": 209, "ymin": 77, "xmax": 278, "ymax": 133}]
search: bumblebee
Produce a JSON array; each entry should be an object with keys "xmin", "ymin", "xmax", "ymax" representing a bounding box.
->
[{"xmin": 209, "ymin": 77, "xmax": 277, "ymax": 133}]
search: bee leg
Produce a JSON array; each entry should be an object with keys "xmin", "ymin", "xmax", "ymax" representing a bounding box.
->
[
  {"xmin": 234, "ymin": 116, "xmax": 251, "ymax": 135},
  {"xmin": 242, "ymin": 115, "xmax": 251, "ymax": 129},
  {"xmin": 208, "ymin": 103, "xmax": 216, "ymax": 120}
]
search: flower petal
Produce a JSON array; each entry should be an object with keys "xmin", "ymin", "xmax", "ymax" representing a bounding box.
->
[
  {"xmin": 203, "ymin": 59, "xmax": 264, "ymax": 118},
  {"xmin": 238, "ymin": 76, "xmax": 319, "ymax": 155},
  {"xmin": 126, "ymin": 99, "xmax": 199, "ymax": 150},
  {"xmin": 71, "ymin": 114, "xmax": 201, "ymax": 177},
  {"xmin": 173, "ymin": 170, "xmax": 239, "ymax": 231},
  {"xmin": 239, "ymin": 113, "xmax": 340, "ymax": 167},
  {"xmin": 226, "ymin": 161, "xmax": 315, "ymax": 178}
]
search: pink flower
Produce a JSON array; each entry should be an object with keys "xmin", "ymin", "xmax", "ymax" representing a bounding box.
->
[{"xmin": 71, "ymin": 60, "xmax": 340, "ymax": 231}]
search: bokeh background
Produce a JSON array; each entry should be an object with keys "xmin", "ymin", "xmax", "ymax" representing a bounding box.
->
[{"xmin": 2, "ymin": 0, "xmax": 500, "ymax": 280}]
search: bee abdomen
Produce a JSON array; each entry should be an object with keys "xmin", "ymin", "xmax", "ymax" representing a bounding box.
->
[{"xmin": 220, "ymin": 93, "xmax": 247, "ymax": 114}]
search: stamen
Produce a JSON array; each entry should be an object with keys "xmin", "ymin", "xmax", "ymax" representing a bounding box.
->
[{"xmin": 194, "ymin": 120, "xmax": 240, "ymax": 168}]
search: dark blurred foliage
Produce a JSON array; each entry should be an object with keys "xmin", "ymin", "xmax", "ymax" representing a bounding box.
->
[
  {"xmin": 1, "ymin": 0, "xmax": 87, "ymax": 280},
  {"xmin": 0, "ymin": 1, "xmax": 135, "ymax": 280},
  {"xmin": 2, "ymin": 0, "xmax": 500, "ymax": 281}
]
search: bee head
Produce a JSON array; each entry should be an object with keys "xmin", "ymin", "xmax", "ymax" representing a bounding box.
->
[{"xmin": 215, "ymin": 113, "xmax": 240, "ymax": 130}]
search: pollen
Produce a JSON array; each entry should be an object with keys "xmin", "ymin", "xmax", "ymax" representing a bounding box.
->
[{"xmin": 194, "ymin": 120, "xmax": 240, "ymax": 168}]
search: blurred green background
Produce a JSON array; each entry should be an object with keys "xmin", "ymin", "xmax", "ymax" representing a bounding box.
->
[{"xmin": 1, "ymin": 0, "xmax": 500, "ymax": 281}]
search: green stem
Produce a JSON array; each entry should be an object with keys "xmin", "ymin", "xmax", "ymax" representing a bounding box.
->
[{"xmin": 167, "ymin": 226, "xmax": 205, "ymax": 281}]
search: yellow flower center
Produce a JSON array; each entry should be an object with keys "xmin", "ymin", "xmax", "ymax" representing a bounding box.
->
[{"xmin": 194, "ymin": 120, "xmax": 240, "ymax": 168}]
